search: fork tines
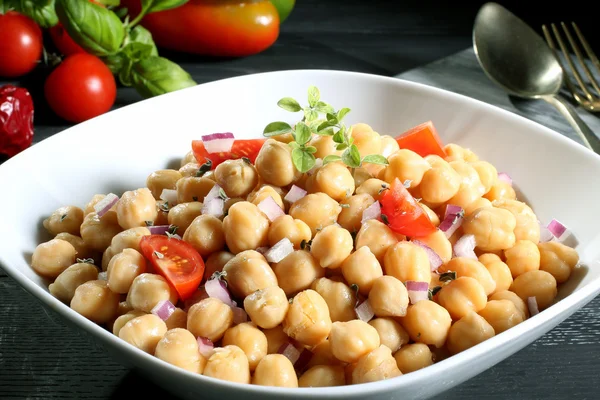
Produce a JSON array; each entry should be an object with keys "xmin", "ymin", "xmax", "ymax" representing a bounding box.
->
[{"xmin": 542, "ymin": 22, "xmax": 600, "ymax": 111}]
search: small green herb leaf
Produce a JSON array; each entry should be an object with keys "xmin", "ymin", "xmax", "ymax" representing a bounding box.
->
[
  {"xmin": 76, "ymin": 258, "xmax": 95, "ymax": 264},
  {"xmin": 323, "ymin": 155, "xmax": 342, "ymax": 164},
  {"xmin": 336, "ymin": 143, "xmax": 348, "ymax": 151},
  {"xmin": 277, "ymin": 97, "xmax": 302, "ymax": 112},
  {"xmin": 304, "ymin": 107, "xmax": 318, "ymax": 122},
  {"xmin": 308, "ymin": 85, "xmax": 320, "ymax": 107},
  {"xmin": 305, "ymin": 146, "xmax": 317, "ymax": 154},
  {"xmin": 439, "ymin": 271, "xmax": 457, "ymax": 283},
  {"xmin": 317, "ymin": 120, "xmax": 337, "ymax": 132},
  {"xmin": 314, "ymin": 101, "xmax": 334, "ymax": 114},
  {"xmin": 342, "ymin": 144, "xmax": 361, "ymax": 168},
  {"xmin": 291, "ymin": 148, "xmax": 316, "ymax": 173},
  {"xmin": 263, "ymin": 121, "xmax": 293, "ymax": 137},
  {"xmin": 332, "ymin": 130, "xmax": 345, "ymax": 144},
  {"xmin": 337, "ymin": 107, "xmax": 351, "ymax": 122},
  {"xmin": 326, "ymin": 113, "xmax": 338, "ymax": 123},
  {"xmin": 196, "ymin": 160, "xmax": 212, "ymax": 177},
  {"xmin": 294, "ymin": 121, "xmax": 312, "ymax": 146},
  {"xmin": 362, "ymin": 154, "xmax": 389, "ymax": 165},
  {"xmin": 141, "ymin": 0, "xmax": 188, "ymax": 14}
]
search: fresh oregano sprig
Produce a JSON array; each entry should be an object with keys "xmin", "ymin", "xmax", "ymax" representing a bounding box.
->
[{"xmin": 263, "ymin": 85, "xmax": 389, "ymax": 173}]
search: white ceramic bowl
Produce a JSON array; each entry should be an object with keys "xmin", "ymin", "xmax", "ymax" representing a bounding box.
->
[{"xmin": 1, "ymin": 70, "xmax": 599, "ymax": 400}]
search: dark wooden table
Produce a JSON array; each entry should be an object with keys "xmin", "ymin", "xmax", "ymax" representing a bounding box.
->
[{"xmin": 2, "ymin": 1, "xmax": 600, "ymax": 399}]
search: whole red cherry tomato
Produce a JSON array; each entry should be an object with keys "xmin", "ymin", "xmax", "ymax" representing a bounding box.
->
[
  {"xmin": 0, "ymin": 85, "xmax": 35, "ymax": 158},
  {"xmin": 0, "ymin": 11, "xmax": 43, "ymax": 78},
  {"xmin": 44, "ymin": 53, "xmax": 117, "ymax": 123}
]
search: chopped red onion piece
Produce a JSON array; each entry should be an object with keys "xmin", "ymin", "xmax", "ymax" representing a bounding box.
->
[
  {"xmin": 284, "ymin": 185, "xmax": 307, "ymax": 203},
  {"xmin": 295, "ymin": 348, "xmax": 313, "ymax": 372},
  {"xmin": 94, "ymin": 193, "xmax": 119, "ymax": 218},
  {"xmin": 439, "ymin": 205, "xmax": 464, "ymax": 238},
  {"xmin": 151, "ymin": 299, "xmax": 176, "ymax": 321},
  {"xmin": 256, "ymin": 247, "xmax": 269, "ymax": 254},
  {"xmin": 148, "ymin": 225, "xmax": 170, "ymax": 235},
  {"xmin": 453, "ymin": 234, "xmax": 477, "ymax": 259},
  {"xmin": 257, "ymin": 196, "xmax": 285, "ymax": 222},
  {"xmin": 361, "ymin": 201, "xmax": 381, "ymax": 224},
  {"xmin": 538, "ymin": 220, "xmax": 554, "ymax": 243},
  {"xmin": 264, "ymin": 238, "xmax": 294, "ymax": 263},
  {"xmin": 197, "ymin": 337, "xmax": 215, "ymax": 358},
  {"xmin": 205, "ymin": 278, "xmax": 235, "ymax": 307},
  {"xmin": 406, "ymin": 281, "xmax": 429, "ymax": 291},
  {"xmin": 202, "ymin": 198, "xmax": 225, "ymax": 218},
  {"xmin": 497, "ymin": 172, "xmax": 512, "ymax": 186},
  {"xmin": 527, "ymin": 296, "xmax": 540, "ymax": 316},
  {"xmin": 278, "ymin": 342, "xmax": 301, "ymax": 365},
  {"xmin": 307, "ymin": 158, "xmax": 323, "ymax": 175},
  {"xmin": 201, "ymin": 132, "xmax": 235, "ymax": 154},
  {"xmin": 205, "ymin": 184, "xmax": 227, "ymax": 202},
  {"xmin": 98, "ymin": 271, "xmax": 107, "ymax": 281},
  {"xmin": 232, "ymin": 306, "xmax": 248, "ymax": 325},
  {"xmin": 547, "ymin": 219, "xmax": 567, "ymax": 239},
  {"xmin": 412, "ymin": 240, "xmax": 443, "ymax": 271},
  {"xmin": 160, "ymin": 189, "xmax": 178, "ymax": 205},
  {"xmin": 406, "ymin": 280, "xmax": 429, "ymax": 304},
  {"xmin": 355, "ymin": 299, "xmax": 375, "ymax": 322}
]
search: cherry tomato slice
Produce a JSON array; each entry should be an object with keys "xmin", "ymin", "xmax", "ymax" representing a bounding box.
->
[
  {"xmin": 139, "ymin": 235, "xmax": 205, "ymax": 301},
  {"xmin": 379, "ymin": 178, "xmax": 437, "ymax": 237},
  {"xmin": 396, "ymin": 121, "xmax": 447, "ymax": 158},
  {"xmin": 192, "ymin": 138, "xmax": 266, "ymax": 168}
]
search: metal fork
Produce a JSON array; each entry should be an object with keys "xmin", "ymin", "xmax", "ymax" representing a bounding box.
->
[{"xmin": 542, "ymin": 22, "xmax": 600, "ymax": 112}]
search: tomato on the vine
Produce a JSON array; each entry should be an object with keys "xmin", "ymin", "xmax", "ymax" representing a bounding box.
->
[
  {"xmin": 44, "ymin": 53, "xmax": 116, "ymax": 123},
  {"xmin": 0, "ymin": 11, "xmax": 43, "ymax": 78}
]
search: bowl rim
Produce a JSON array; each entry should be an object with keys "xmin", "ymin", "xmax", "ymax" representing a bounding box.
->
[{"xmin": 2, "ymin": 68, "xmax": 600, "ymax": 397}]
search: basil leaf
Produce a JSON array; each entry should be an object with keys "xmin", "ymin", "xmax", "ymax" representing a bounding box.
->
[
  {"xmin": 264, "ymin": 121, "xmax": 292, "ymax": 137},
  {"xmin": 56, "ymin": 0, "xmax": 125, "ymax": 56},
  {"xmin": 118, "ymin": 58, "xmax": 134, "ymax": 86},
  {"xmin": 291, "ymin": 148, "xmax": 316, "ymax": 173},
  {"xmin": 303, "ymin": 107, "xmax": 318, "ymax": 122},
  {"xmin": 323, "ymin": 155, "xmax": 341, "ymax": 164},
  {"xmin": 337, "ymin": 107, "xmax": 351, "ymax": 122},
  {"xmin": 130, "ymin": 56, "xmax": 197, "ymax": 98},
  {"xmin": 307, "ymin": 85, "xmax": 320, "ymax": 107},
  {"xmin": 122, "ymin": 42, "xmax": 154, "ymax": 62},
  {"xmin": 114, "ymin": 6, "xmax": 128, "ymax": 18},
  {"xmin": 277, "ymin": 97, "xmax": 302, "ymax": 112},
  {"xmin": 141, "ymin": 0, "xmax": 188, "ymax": 14},
  {"xmin": 104, "ymin": 53, "xmax": 125, "ymax": 74},
  {"xmin": 16, "ymin": 0, "xmax": 58, "ymax": 28},
  {"xmin": 342, "ymin": 145, "xmax": 361, "ymax": 168},
  {"xmin": 362, "ymin": 154, "xmax": 389, "ymax": 165},
  {"xmin": 314, "ymin": 101, "xmax": 334, "ymax": 114},
  {"xmin": 95, "ymin": 0, "xmax": 120, "ymax": 5},
  {"xmin": 128, "ymin": 25, "xmax": 158, "ymax": 56},
  {"xmin": 294, "ymin": 121, "xmax": 312, "ymax": 146}
]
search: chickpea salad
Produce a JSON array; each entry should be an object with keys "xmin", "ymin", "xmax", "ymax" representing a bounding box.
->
[{"xmin": 31, "ymin": 85, "xmax": 580, "ymax": 388}]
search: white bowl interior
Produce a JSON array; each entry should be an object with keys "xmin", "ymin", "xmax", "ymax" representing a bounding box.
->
[{"xmin": 1, "ymin": 70, "xmax": 600, "ymax": 400}]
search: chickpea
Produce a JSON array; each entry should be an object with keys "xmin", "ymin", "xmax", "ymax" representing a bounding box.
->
[
  {"xmin": 380, "ymin": 135, "xmax": 400, "ymax": 158},
  {"xmin": 165, "ymin": 307, "xmax": 187, "ymax": 330},
  {"xmin": 222, "ymin": 322, "xmax": 268, "ymax": 371},
  {"xmin": 43, "ymin": 205, "xmax": 84, "ymax": 236},
  {"xmin": 112, "ymin": 310, "xmax": 146, "ymax": 336},
  {"xmin": 349, "ymin": 123, "xmax": 381, "ymax": 155},
  {"xmin": 311, "ymin": 278, "xmax": 357, "ymax": 322},
  {"xmin": 117, "ymin": 301, "xmax": 134, "ymax": 316},
  {"xmin": 384, "ymin": 241, "xmax": 431, "ymax": 284},
  {"xmin": 355, "ymin": 219, "xmax": 399, "ymax": 263},
  {"xmin": 289, "ymin": 192, "xmax": 342, "ymax": 236},
  {"xmin": 352, "ymin": 167, "xmax": 373, "ymax": 188},
  {"xmin": 368, "ymin": 276, "xmax": 409, "ymax": 317},
  {"xmin": 478, "ymin": 299, "xmax": 524, "ymax": 334},
  {"xmin": 414, "ymin": 229, "xmax": 452, "ymax": 263},
  {"xmin": 101, "ymin": 247, "xmax": 114, "ymax": 272},
  {"xmin": 222, "ymin": 201, "xmax": 270, "ymax": 254},
  {"xmin": 181, "ymin": 215, "xmax": 225, "ymax": 257},
  {"xmin": 80, "ymin": 212, "xmax": 122, "ymax": 252},
  {"xmin": 127, "ymin": 273, "xmax": 178, "ymax": 313},
  {"xmin": 462, "ymin": 207, "xmax": 516, "ymax": 251},
  {"xmin": 419, "ymin": 167, "xmax": 461, "ymax": 204},
  {"xmin": 110, "ymin": 227, "xmax": 151, "ymax": 255},
  {"xmin": 504, "ymin": 240, "xmax": 540, "ymax": 278},
  {"xmin": 420, "ymin": 203, "xmax": 440, "ymax": 226},
  {"xmin": 400, "ymin": 300, "xmax": 451, "ymax": 347},
  {"xmin": 484, "ymin": 180, "xmax": 516, "ymax": 202},
  {"xmin": 337, "ymin": 194, "xmax": 375, "ymax": 233},
  {"xmin": 272, "ymin": 132, "xmax": 295, "ymax": 144},
  {"xmin": 494, "ymin": 199, "xmax": 540, "ymax": 243},
  {"xmin": 223, "ymin": 250, "xmax": 277, "ymax": 298},
  {"xmin": 283, "ymin": 289, "xmax": 332, "ymax": 346},
  {"xmin": 84, "ymin": 194, "xmax": 110, "ymax": 216},
  {"xmin": 479, "ymin": 253, "xmax": 501, "ymax": 264},
  {"xmin": 31, "ymin": 239, "xmax": 77, "ymax": 278},
  {"xmin": 464, "ymin": 197, "xmax": 493, "ymax": 216},
  {"xmin": 248, "ymin": 185, "xmax": 285, "ymax": 210},
  {"xmin": 470, "ymin": 161, "xmax": 498, "ymax": 194},
  {"xmin": 49, "ymin": 262, "xmax": 99, "ymax": 303},
  {"xmin": 314, "ymin": 162, "xmax": 355, "ymax": 202},
  {"xmin": 368, "ymin": 318, "xmax": 409, "ymax": 353},
  {"xmin": 351, "ymin": 345, "xmax": 402, "ymax": 384},
  {"xmin": 181, "ymin": 150, "xmax": 197, "ymax": 167},
  {"xmin": 214, "ymin": 159, "xmax": 258, "ymax": 198},
  {"xmin": 311, "ymin": 135, "xmax": 343, "ymax": 159},
  {"xmin": 146, "ymin": 169, "xmax": 182, "ymax": 200},
  {"xmin": 538, "ymin": 241, "xmax": 579, "ymax": 283},
  {"xmin": 446, "ymin": 186, "xmax": 482, "ymax": 212},
  {"xmin": 254, "ymin": 139, "xmax": 297, "ymax": 187},
  {"xmin": 299, "ymin": 365, "xmax": 346, "ymax": 387},
  {"xmin": 382, "ymin": 149, "xmax": 430, "ymax": 188},
  {"xmin": 187, "ymin": 297, "xmax": 233, "ymax": 341},
  {"xmin": 443, "ymin": 143, "xmax": 466, "ymax": 162},
  {"xmin": 510, "ymin": 270, "xmax": 557, "ymax": 311},
  {"xmin": 154, "ymin": 200, "xmax": 170, "ymax": 226},
  {"xmin": 263, "ymin": 325, "xmax": 290, "ymax": 354},
  {"xmin": 273, "ymin": 250, "xmax": 324, "ymax": 296},
  {"xmin": 252, "ymin": 354, "xmax": 298, "ymax": 387},
  {"xmin": 118, "ymin": 314, "xmax": 167, "ymax": 354},
  {"xmin": 439, "ymin": 258, "xmax": 496, "ymax": 295},
  {"xmin": 490, "ymin": 290, "xmax": 529, "ymax": 320},
  {"xmin": 328, "ymin": 320, "xmax": 380, "ymax": 363},
  {"xmin": 310, "ymin": 225, "xmax": 353, "ymax": 269},
  {"xmin": 204, "ymin": 345, "xmax": 250, "ymax": 384},
  {"xmin": 54, "ymin": 233, "xmax": 91, "ymax": 260},
  {"xmin": 71, "ymin": 280, "xmax": 119, "ymax": 323},
  {"xmin": 175, "ymin": 176, "xmax": 215, "ymax": 204},
  {"xmin": 306, "ymin": 339, "xmax": 342, "ymax": 368},
  {"xmin": 244, "ymin": 286, "xmax": 289, "ymax": 329},
  {"xmin": 450, "ymin": 160, "xmax": 485, "ymax": 195},
  {"xmin": 115, "ymin": 188, "xmax": 157, "ymax": 230},
  {"xmin": 155, "ymin": 328, "xmax": 206, "ymax": 374},
  {"xmin": 167, "ymin": 202, "xmax": 203, "ymax": 234},
  {"xmin": 356, "ymin": 178, "xmax": 389, "ymax": 201},
  {"xmin": 204, "ymin": 251, "xmax": 234, "ymax": 280},
  {"xmin": 446, "ymin": 311, "xmax": 495, "ymax": 355},
  {"xmin": 178, "ymin": 162, "xmax": 200, "ymax": 178},
  {"xmin": 393, "ymin": 343, "xmax": 433, "ymax": 374},
  {"xmin": 481, "ymin": 258, "xmax": 513, "ymax": 294},
  {"xmin": 340, "ymin": 246, "xmax": 383, "ymax": 296},
  {"xmin": 107, "ymin": 248, "xmax": 147, "ymax": 294},
  {"xmin": 268, "ymin": 215, "xmax": 312, "ymax": 249},
  {"xmin": 437, "ymin": 277, "xmax": 487, "ymax": 320}
]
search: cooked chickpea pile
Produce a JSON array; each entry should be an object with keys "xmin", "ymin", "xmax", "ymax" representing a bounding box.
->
[{"xmin": 31, "ymin": 122, "xmax": 580, "ymax": 388}]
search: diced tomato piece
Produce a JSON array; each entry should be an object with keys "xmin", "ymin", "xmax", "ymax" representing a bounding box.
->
[
  {"xmin": 396, "ymin": 121, "xmax": 447, "ymax": 158},
  {"xmin": 192, "ymin": 138, "xmax": 266, "ymax": 168},
  {"xmin": 379, "ymin": 178, "xmax": 437, "ymax": 237},
  {"xmin": 139, "ymin": 235, "xmax": 205, "ymax": 301}
]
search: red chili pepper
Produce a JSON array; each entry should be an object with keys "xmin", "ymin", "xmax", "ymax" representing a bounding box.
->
[{"xmin": 0, "ymin": 85, "xmax": 35, "ymax": 159}]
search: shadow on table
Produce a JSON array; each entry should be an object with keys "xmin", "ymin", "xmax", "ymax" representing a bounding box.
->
[{"xmin": 110, "ymin": 370, "xmax": 176, "ymax": 400}]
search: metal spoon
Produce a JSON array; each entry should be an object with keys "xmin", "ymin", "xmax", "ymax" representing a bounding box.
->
[{"xmin": 472, "ymin": 2, "xmax": 600, "ymax": 154}]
